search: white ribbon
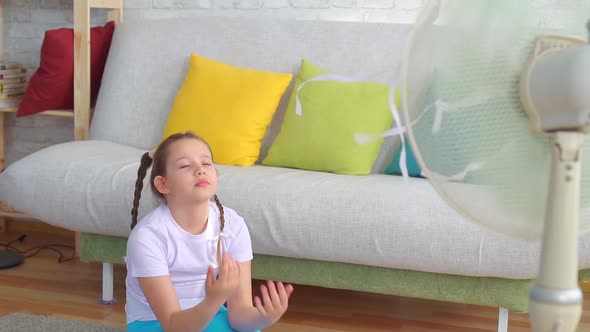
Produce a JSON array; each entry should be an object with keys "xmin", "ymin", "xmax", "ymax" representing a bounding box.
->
[
  {"xmin": 295, "ymin": 74, "xmax": 490, "ymax": 185},
  {"xmin": 431, "ymin": 94, "xmax": 490, "ymax": 134},
  {"xmin": 427, "ymin": 138, "xmax": 519, "ymax": 183},
  {"xmin": 207, "ymin": 232, "xmax": 231, "ymax": 270},
  {"xmin": 428, "ymin": 161, "xmax": 485, "ymax": 183},
  {"xmin": 390, "ymin": 86, "xmax": 413, "ymax": 215},
  {"xmin": 295, "ymin": 75, "xmax": 410, "ymax": 183},
  {"xmin": 387, "ymin": 86, "xmax": 409, "ymax": 185},
  {"xmin": 356, "ymin": 95, "xmax": 491, "ymax": 183},
  {"xmin": 355, "ymin": 94, "xmax": 489, "ymax": 144},
  {"xmin": 295, "ymin": 74, "xmax": 374, "ymax": 117}
]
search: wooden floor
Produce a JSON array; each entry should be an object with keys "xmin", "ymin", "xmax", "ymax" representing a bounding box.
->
[{"xmin": 1, "ymin": 229, "xmax": 589, "ymax": 331}]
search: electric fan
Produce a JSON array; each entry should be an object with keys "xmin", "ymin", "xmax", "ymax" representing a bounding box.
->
[{"xmin": 400, "ymin": 1, "xmax": 590, "ymax": 331}]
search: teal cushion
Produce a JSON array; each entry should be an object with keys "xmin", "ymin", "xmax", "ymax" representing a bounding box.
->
[{"xmin": 385, "ymin": 138, "xmax": 423, "ymax": 177}]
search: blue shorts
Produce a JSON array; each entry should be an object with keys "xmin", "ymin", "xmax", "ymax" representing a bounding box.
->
[{"xmin": 127, "ymin": 305, "xmax": 261, "ymax": 332}]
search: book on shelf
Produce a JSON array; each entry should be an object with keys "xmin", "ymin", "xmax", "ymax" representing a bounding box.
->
[
  {"xmin": 0, "ymin": 82, "xmax": 27, "ymax": 90},
  {"xmin": 0, "ymin": 64, "xmax": 25, "ymax": 70},
  {"xmin": 0, "ymin": 77, "xmax": 27, "ymax": 84},
  {"xmin": 0, "ymin": 94, "xmax": 22, "ymax": 108},
  {"xmin": 0, "ymin": 85, "xmax": 24, "ymax": 93},
  {"xmin": 0, "ymin": 64, "xmax": 27, "ymax": 106},
  {"xmin": 0, "ymin": 88, "xmax": 25, "ymax": 95},
  {"xmin": 0, "ymin": 92, "xmax": 23, "ymax": 98},
  {"xmin": 0, "ymin": 68, "xmax": 26, "ymax": 75},
  {"xmin": 0, "ymin": 72, "xmax": 27, "ymax": 79}
]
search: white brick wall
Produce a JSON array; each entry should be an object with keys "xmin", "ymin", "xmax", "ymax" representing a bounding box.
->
[{"xmin": 2, "ymin": 0, "xmax": 423, "ymax": 166}]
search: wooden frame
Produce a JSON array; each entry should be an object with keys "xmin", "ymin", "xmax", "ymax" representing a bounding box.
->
[
  {"xmin": 0, "ymin": 0, "xmax": 123, "ymax": 254},
  {"xmin": 74, "ymin": 0, "xmax": 123, "ymax": 255},
  {"xmin": 74, "ymin": 0, "xmax": 123, "ymax": 141},
  {"xmin": 0, "ymin": 1, "xmax": 3, "ymax": 64}
]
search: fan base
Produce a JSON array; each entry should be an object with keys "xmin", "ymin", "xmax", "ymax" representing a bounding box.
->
[{"xmin": 0, "ymin": 250, "xmax": 24, "ymax": 269}]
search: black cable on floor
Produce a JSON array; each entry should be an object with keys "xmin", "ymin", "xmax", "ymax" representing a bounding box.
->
[{"xmin": 0, "ymin": 234, "xmax": 75, "ymax": 263}]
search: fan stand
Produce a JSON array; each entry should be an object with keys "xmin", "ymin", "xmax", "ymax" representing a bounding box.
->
[
  {"xmin": 529, "ymin": 131, "xmax": 584, "ymax": 332},
  {"xmin": 0, "ymin": 250, "xmax": 24, "ymax": 269}
]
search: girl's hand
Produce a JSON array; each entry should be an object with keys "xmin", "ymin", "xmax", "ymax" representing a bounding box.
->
[
  {"xmin": 205, "ymin": 253, "xmax": 240, "ymax": 304},
  {"xmin": 254, "ymin": 280, "xmax": 294, "ymax": 326}
]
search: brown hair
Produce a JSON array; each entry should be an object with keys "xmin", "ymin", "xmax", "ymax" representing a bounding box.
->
[{"xmin": 130, "ymin": 132, "xmax": 226, "ymax": 264}]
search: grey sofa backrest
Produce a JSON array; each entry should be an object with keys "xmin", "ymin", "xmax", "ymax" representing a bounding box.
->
[{"xmin": 90, "ymin": 16, "xmax": 410, "ymax": 173}]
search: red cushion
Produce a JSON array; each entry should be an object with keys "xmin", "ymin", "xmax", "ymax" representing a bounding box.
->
[{"xmin": 16, "ymin": 21, "xmax": 115, "ymax": 117}]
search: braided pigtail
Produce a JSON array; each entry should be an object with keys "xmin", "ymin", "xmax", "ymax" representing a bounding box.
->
[
  {"xmin": 213, "ymin": 194, "xmax": 226, "ymax": 264},
  {"xmin": 131, "ymin": 152, "xmax": 153, "ymax": 230}
]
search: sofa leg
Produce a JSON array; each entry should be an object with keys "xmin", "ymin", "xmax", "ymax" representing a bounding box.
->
[
  {"xmin": 498, "ymin": 307, "xmax": 509, "ymax": 332},
  {"xmin": 100, "ymin": 262, "xmax": 116, "ymax": 305}
]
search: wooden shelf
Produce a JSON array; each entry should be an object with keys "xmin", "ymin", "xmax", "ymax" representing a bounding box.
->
[
  {"xmin": 90, "ymin": 0, "xmax": 123, "ymax": 9},
  {"xmin": 0, "ymin": 107, "xmax": 75, "ymax": 118},
  {"xmin": 0, "ymin": 210, "xmax": 32, "ymax": 219},
  {"xmin": 0, "ymin": 0, "xmax": 123, "ymax": 255},
  {"xmin": 0, "ymin": 106, "xmax": 17, "ymax": 112},
  {"xmin": 0, "ymin": 102, "xmax": 74, "ymax": 229},
  {"xmin": 0, "ymin": 201, "xmax": 32, "ymax": 220}
]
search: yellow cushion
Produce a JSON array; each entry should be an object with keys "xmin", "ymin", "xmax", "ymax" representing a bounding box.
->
[{"xmin": 162, "ymin": 53, "xmax": 293, "ymax": 166}]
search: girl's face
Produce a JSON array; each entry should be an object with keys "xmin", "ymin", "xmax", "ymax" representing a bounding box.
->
[{"xmin": 154, "ymin": 138, "xmax": 218, "ymax": 204}]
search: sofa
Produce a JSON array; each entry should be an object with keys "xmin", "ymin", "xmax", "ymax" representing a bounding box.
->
[{"xmin": 1, "ymin": 1, "xmax": 589, "ymax": 329}]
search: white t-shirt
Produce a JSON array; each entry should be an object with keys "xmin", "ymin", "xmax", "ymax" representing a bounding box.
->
[{"xmin": 125, "ymin": 202, "xmax": 254, "ymax": 324}]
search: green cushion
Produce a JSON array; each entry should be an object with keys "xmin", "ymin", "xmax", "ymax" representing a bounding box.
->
[
  {"xmin": 385, "ymin": 137, "xmax": 424, "ymax": 177},
  {"xmin": 263, "ymin": 59, "xmax": 394, "ymax": 175}
]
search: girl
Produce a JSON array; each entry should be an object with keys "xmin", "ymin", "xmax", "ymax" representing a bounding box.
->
[{"xmin": 126, "ymin": 131, "xmax": 294, "ymax": 332}]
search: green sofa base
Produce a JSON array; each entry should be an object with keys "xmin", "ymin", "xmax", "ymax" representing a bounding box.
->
[{"xmin": 80, "ymin": 232, "xmax": 590, "ymax": 314}]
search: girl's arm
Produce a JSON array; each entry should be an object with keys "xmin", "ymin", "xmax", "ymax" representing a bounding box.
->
[
  {"xmin": 138, "ymin": 254, "xmax": 240, "ymax": 332},
  {"xmin": 227, "ymin": 261, "xmax": 294, "ymax": 331},
  {"xmin": 138, "ymin": 275, "xmax": 221, "ymax": 332}
]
